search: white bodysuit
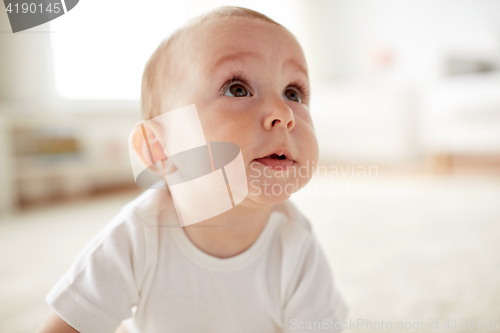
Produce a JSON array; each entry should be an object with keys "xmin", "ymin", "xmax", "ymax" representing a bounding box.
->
[{"xmin": 46, "ymin": 189, "xmax": 347, "ymax": 332}]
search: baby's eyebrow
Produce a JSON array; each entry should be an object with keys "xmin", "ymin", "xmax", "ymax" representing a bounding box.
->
[
  {"xmin": 209, "ymin": 51, "xmax": 261, "ymax": 73},
  {"xmin": 283, "ymin": 57, "xmax": 308, "ymax": 78}
]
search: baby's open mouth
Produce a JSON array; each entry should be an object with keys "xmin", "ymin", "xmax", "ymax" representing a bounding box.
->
[{"xmin": 254, "ymin": 152, "xmax": 294, "ymax": 169}]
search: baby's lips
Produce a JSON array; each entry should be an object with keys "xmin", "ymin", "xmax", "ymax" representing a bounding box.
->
[{"xmin": 254, "ymin": 156, "xmax": 294, "ymax": 169}]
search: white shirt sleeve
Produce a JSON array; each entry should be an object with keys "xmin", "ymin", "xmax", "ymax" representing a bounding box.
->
[
  {"xmin": 46, "ymin": 211, "xmax": 147, "ymax": 333},
  {"xmin": 282, "ymin": 233, "xmax": 348, "ymax": 332}
]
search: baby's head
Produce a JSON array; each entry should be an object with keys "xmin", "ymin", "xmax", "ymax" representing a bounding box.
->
[{"xmin": 140, "ymin": 7, "xmax": 318, "ymax": 208}]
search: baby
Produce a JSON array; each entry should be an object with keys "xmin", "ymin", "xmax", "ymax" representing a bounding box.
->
[{"xmin": 36, "ymin": 6, "xmax": 347, "ymax": 333}]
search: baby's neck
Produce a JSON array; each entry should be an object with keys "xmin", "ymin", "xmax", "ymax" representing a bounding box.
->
[{"xmin": 182, "ymin": 204, "xmax": 274, "ymax": 259}]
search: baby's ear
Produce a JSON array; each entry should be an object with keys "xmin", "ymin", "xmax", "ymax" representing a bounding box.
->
[
  {"xmin": 129, "ymin": 120, "xmax": 172, "ymax": 189},
  {"xmin": 130, "ymin": 120, "xmax": 168, "ymax": 168}
]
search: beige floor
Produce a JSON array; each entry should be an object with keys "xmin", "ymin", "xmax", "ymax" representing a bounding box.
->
[{"xmin": 1, "ymin": 174, "xmax": 499, "ymax": 333}]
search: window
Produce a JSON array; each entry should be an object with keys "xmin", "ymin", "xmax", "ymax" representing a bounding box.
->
[{"xmin": 50, "ymin": 0, "xmax": 185, "ymax": 100}]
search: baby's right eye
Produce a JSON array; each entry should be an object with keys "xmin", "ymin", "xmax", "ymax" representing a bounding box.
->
[{"xmin": 223, "ymin": 82, "xmax": 252, "ymax": 98}]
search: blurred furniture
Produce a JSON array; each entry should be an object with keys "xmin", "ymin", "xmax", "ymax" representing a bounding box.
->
[
  {"xmin": 420, "ymin": 72, "xmax": 500, "ymax": 174},
  {"xmin": 0, "ymin": 107, "xmax": 140, "ymax": 212}
]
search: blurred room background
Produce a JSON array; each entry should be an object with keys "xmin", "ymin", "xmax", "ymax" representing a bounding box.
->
[{"xmin": 1, "ymin": 0, "xmax": 499, "ymax": 332}]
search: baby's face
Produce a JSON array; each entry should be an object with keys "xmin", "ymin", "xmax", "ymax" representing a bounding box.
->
[{"xmin": 170, "ymin": 17, "xmax": 318, "ymax": 207}]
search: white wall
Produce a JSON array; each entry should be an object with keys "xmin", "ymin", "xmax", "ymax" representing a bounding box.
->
[{"xmin": 0, "ymin": 8, "xmax": 56, "ymax": 106}]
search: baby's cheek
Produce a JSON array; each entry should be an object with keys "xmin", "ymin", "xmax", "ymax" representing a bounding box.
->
[
  {"xmin": 202, "ymin": 116, "xmax": 253, "ymax": 148},
  {"xmin": 295, "ymin": 126, "xmax": 319, "ymax": 164},
  {"xmin": 295, "ymin": 164, "xmax": 315, "ymax": 191}
]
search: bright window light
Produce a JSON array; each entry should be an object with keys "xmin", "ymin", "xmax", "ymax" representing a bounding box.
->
[{"xmin": 50, "ymin": 0, "xmax": 185, "ymax": 100}]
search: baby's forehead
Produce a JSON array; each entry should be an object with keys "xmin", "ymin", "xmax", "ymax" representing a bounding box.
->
[{"xmin": 175, "ymin": 17, "xmax": 306, "ymax": 73}]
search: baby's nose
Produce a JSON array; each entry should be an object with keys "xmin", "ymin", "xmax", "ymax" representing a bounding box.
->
[{"xmin": 263, "ymin": 104, "xmax": 295, "ymax": 132}]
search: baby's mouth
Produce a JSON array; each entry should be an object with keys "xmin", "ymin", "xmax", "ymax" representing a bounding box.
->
[{"xmin": 253, "ymin": 153, "xmax": 294, "ymax": 169}]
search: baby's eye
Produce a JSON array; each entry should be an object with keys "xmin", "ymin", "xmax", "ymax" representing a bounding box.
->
[
  {"xmin": 224, "ymin": 83, "xmax": 251, "ymax": 98},
  {"xmin": 283, "ymin": 87, "xmax": 302, "ymax": 103}
]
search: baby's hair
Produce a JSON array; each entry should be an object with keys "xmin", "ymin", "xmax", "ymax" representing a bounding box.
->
[{"xmin": 141, "ymin": 6, "xmax": 283, "ymax": 120}]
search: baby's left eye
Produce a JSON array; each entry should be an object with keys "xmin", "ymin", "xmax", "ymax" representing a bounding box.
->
[{"xmin": 283, "ymin": 88, "xmax": 302, "ymax": 103}]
